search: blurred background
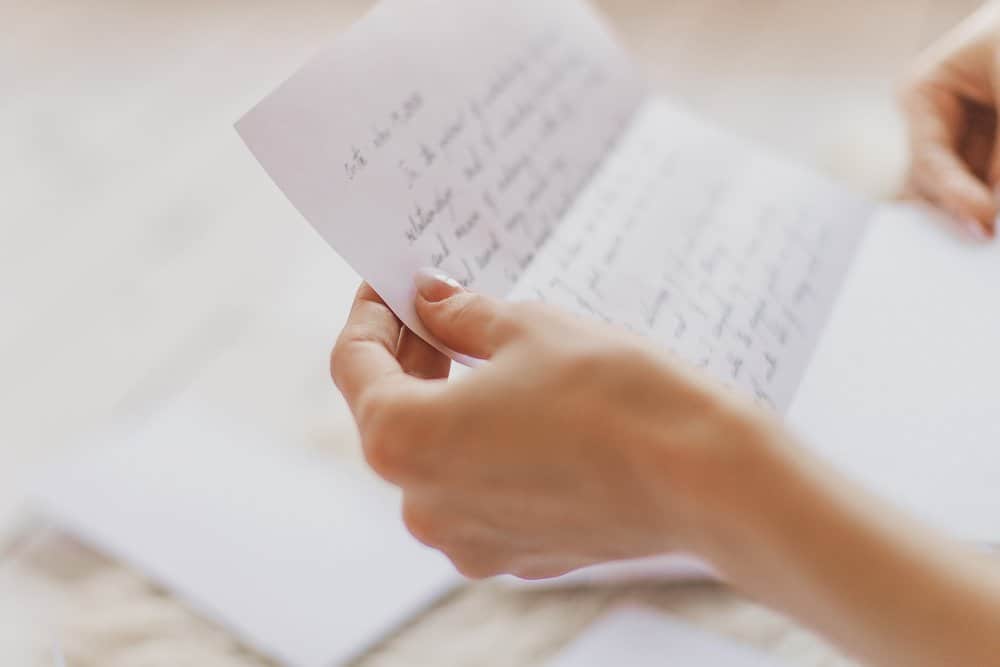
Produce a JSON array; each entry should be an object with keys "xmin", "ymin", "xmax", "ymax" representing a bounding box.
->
[{"xmin": 0, "ymin": 1, "xmax": 983, "ymax": 665}]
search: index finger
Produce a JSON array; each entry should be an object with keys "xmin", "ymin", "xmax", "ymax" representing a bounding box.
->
[{"xmin": 331, "ymin": 283, "xmax": 414, "ymax": 419}]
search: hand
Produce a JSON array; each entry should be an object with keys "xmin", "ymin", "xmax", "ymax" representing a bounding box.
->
[
  {"xmin": 900, "ymin": 3, "xmax": 1000, "ymax": 240},
  {"xmin": 330, "ymin": 272, "xmax": 786, "ymax": 579},
  {"xmin": 330, "ymin": 276, "xmax": 1000, "ymax": 666}
]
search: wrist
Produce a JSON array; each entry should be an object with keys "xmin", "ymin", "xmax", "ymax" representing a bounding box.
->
[{"xmin": 643, "ymin": 398, "xmax": 805, "ymax": 567}]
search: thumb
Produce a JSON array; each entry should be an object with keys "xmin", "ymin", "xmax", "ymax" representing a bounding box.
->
[{"xmin": 414, "ymin": 268, "xmax": 520, "ymax": 359}]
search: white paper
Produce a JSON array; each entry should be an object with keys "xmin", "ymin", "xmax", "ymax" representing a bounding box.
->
[
  {"xmin": 789, "ymin": 203, "xmax": 1000, "ymax": 544},
  {"xmin": 509, "ymin": 100, "xmax": 871, "ymax": 409},
  {"xmin": 238, "ymin": 0, "xmax": 871, "ymax": 411},
  {"xmin": 31, "ymin": 411, "xmax": 460, "ymax": 667},
  {"xmin": 502, "ymin": 553, "xmax": 714, "ymax": 590},
  {"xmin": 546, "ymin": 605, "xmax": 786, "ymax": 666},
  {"xmin": 237, "ymin": 0, "xmax": 646, "ymax": 360}
]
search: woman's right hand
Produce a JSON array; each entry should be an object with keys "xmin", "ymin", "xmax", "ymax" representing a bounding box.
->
[{"xmin": 901, "ymin": 2, "xmax": 1000, "ymax": 239}]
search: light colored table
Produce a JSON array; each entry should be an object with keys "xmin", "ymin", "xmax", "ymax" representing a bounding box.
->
[{"xmin": 1, "ymin": 1, "xmax": 980, "ymax": 665}]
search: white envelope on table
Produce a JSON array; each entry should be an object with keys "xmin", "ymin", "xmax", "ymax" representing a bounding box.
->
[{"xmin": 31, "ymin": 410, "xmax": 460, "ymax": 667}]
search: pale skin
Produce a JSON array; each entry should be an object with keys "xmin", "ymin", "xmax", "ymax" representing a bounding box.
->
[
  {"xmin": 902, "ymin": 1, "xmax": 1000, "ymax": 238},
  {"xmin": 331, "ymin": 6, "xmax": 1000, "ymax": 666}
]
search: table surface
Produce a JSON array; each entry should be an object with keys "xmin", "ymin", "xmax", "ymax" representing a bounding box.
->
[{"xmin": 1, "ymin": 1, "xmax": 982, "ymax": 665}]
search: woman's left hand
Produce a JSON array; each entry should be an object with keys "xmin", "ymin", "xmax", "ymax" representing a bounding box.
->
[
  {"xmin": 330, "ymin": 275, "xmax": 1000, "ymax": 667},
  {"xmin": 330, "ymin": 273, "xmax": 785, "ymax": 580}
]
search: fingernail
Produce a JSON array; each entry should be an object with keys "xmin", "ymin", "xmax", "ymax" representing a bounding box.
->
[
  {"xmin": 962, "ymin": 218, "xmax": 991, "ymax": 242},
  {"xmin": 415, "ymin": 267, "xmax": 464, "ymax": 302}
]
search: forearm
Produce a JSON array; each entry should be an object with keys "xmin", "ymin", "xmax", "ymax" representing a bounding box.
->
[{"xmin": 692, "ymin": 429, "xmax": 1000, "ymax": 667}]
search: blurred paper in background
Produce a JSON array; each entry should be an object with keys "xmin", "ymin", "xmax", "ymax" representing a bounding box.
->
[{"xmin": 32, "ymin": 407, "xmax": 459, "ymax": 667}]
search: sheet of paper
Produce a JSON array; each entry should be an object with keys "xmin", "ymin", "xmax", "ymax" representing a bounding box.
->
[
  {"xmin": 501, "ymin": 553, "xmax": 714, "ymax": 589},
  {"xmin": 789, "ymin": 203, "xmax": 1000, "ymax": 544},
  {"xmin": 546, "ymin": 605, "xmax": 787, "ymax": 666},
  {"xmin": 31, "ymin": 411, "xmax": 460, "ymax": 667},
  {"xmin": 237, "ymin": 0, "xmax": 646, "ymax": 357},
  {"xmin": 238, "ymin": 0, "xmax": 871, "ymax": 410},
  {"xmin": 510, "ymin": 99, "xmax": 872, "ymax": 410}
]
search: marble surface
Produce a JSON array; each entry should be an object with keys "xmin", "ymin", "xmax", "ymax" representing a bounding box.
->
[{"xmin": 1, "ymin": 1, "xmax": 981, "ymax": 665}]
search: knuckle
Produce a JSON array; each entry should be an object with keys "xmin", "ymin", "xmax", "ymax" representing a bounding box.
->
[
  {"xmin": 553, "ymin": 341, "xmax": 667, "ymax": 410},
  {"xmin": 506, "ymin": 301, "xmax": 541, "ymax": 321},
  {"xmin": 329, "ymin": 324, "xmax": 395, "ymax": 387},
  {"xmin": 447, "ymin": 292, "xmax": 478, "ymax": 319},
  {"xmin": 564, "ymin": 340, "xmax": 645, "ymax": 378},
  {"xmin": 361, "ymin": 426, "xmax": 399, "ymax": 481},
  {"xmin": 448, "ymin": 293, "xmax": 490, "ymax": 332},
  {"xmin": 358, "ymin": 392, "xmax": 411, "ymax": 479},
  {"xmin": 402, "ymin": 501, "xmax": 446, "ymax": 547},
  {"xmin": 567, "ymin": 344, "xmax": 611, "ymax": 372},
  {"xmin": 506, "ymin": 301, "xmax": 548, "ymax": 331},
  {"xmin": 328, "ymin": 337, "xmax": 352, "ymax": 387},
  {"xmin": 342, "ymin": 323, "xmax": 395, "ymax": 354},
  {"xmin": 359, "ymin": 389, "xmax": 443, "ymax": 482},
  {"xmin": 449, "ymin": 553, "xmax": 502, "ymax": 580}
]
